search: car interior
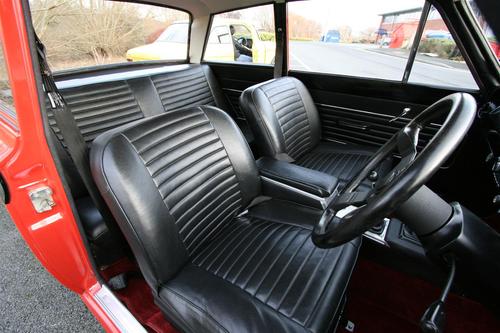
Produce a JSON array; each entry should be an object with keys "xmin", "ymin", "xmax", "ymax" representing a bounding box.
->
[{"xmin": 24, "ymin": 0, "xmax": 500, "ymax": 332}]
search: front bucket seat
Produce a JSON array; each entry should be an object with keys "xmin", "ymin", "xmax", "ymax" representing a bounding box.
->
[
  {"xmin": 240, "ymin": 77, "xmax": 392, "ymax": 187},
  {"xmin": 91, "ymin": 106, "xmax": 360, "ymax": 333}
]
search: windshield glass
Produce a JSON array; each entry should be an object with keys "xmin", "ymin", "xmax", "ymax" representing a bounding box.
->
[{"xmin": 156, "ymin": 23, "xmax": 188, "ymax": 43}]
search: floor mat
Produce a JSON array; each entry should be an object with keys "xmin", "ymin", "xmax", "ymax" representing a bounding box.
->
[
  {"xmin": 100, "ymin": 259, "xmax": 178, "ymax": 333},
  {"xmin": 342, "ymin": 260, "xmax": 500, "ymax": 333}
]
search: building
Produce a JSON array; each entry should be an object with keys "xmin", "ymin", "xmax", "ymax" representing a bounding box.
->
[{"xmin": 378, "ymin": 5, "xmax": 499, "ymax": 58}]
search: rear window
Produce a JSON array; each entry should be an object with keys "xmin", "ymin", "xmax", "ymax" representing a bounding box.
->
[{"xmin": 29, "ymin": 0, "xmax": 190, "ymax": 71}]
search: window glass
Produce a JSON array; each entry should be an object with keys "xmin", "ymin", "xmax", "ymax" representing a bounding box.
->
[
  {"xmin": 156, "ymin": 23, "xmax": 189, "ymax": 43},
  {"xmin": 408, "ymin": 6, "xmax": 478, "ymax": 89},
  {"xmin": 288, "ymin": 0, "xmax": 424, "ymax": 80},
  {"xmin": 29, "ymin": 0, "xmax": 189, "ymax": 71},
  {"xmin": 208, "ymin": 26, "xmax": 232, "ymax": 45},
  {"xmin": 204, "ymin": 5, "xmax": 276, "ymax": 64},
  {"xmin": 467, "ymin": 0, "xmax": 499, "ymax": 64},
  {"xmin": 0, "ymin": 40, "xmax": 14, "ymax": 109}
]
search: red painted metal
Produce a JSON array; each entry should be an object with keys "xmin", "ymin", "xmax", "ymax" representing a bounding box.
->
[{"xmin": 0, "ymin": 1, "xmax": 116, "ymax": 331}]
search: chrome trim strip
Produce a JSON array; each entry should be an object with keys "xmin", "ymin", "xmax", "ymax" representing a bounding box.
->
[
  {"xmin": 261, "ymin": 176, "xmax": 338, "ymax": 209},
  {"xmin": 315, "ymin": 103, "xmax": 442, "ymax": 127},
  {"xmin": 30, "ymin": 213, "xmax": 62, "ymax": 231},
  {"xmin": 56, "ymin": 64, "xmax": 193, "ymax": 89},
  {"xmin": 363, "ymin": 218, "xmax": 390, "ymax": 246},
  {"xmin": 221, "ymin": 88, "xmax": 243, "ymax": 93},
  {"xmin": 93, "ymin": 285, "xmax": 147, "ymax": 333}
]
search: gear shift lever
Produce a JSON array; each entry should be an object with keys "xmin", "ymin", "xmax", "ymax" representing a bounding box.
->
[{"xmin": 420, "ymin": 256, "xmax": 456, "ymax": 333}]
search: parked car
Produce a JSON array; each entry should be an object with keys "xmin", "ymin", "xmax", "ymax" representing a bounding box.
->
[
  {"xmin": 1, "ymin": 0, "xmax": 500, "ymax": 333},
  {"xmin": 126, "ymin": 19, "xmax": 275, "ymax": 64},
  {"xmin": 424, "ymin": 30, "xmax": 453, "ymax": 39},
  {"xmin": 125, "ymin": 21, "xmax": 189, "ymax": 61},
  {"xmin": 320, "ymin": 29, "xmax": 341, "ymax": 43}
]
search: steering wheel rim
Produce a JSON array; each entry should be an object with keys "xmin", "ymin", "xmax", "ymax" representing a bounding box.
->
[{"xmin": 312, "ymin": 92, "xmax": 477, "ymax": 248}]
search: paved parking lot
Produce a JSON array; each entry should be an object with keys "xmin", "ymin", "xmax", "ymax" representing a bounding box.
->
[
  {"xmin": 0, "ymin": 205, "xmax": 102, "ymax": 333},
  {"xmin": 289, "ymin": 42, "xmax": 477, "ymax": 90}
]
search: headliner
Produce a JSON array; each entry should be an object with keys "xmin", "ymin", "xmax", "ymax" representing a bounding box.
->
[{"xmin": 135, "ymin": 0, "xmax": 275, "ymax": 17}]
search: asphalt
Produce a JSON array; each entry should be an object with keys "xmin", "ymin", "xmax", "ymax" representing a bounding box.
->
[
  {"xmin": 0, "ymin": 204, "xmax": 102, "ymax": 333},
  {"xmin": 289, "ymin": 42, "xmax": 478, "ymax": 90}
]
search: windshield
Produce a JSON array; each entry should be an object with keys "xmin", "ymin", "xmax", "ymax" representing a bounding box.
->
[{"xmin": 156, "ymin": 23, "xmax": 188, "ymax": 43}]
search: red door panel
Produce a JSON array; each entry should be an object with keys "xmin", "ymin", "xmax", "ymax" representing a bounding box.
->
[{"xmin": 0, "ymin": 0, "xmax": 101, "ymax": 312}]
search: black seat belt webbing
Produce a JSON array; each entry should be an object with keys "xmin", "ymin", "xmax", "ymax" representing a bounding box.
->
[
  {"xmin": 273, "ymin": 1, "xmax": 287, "ymax": 78},
  {"xmin": 34, "ymin": 35, "xmax": 119, "ymax": 233}
]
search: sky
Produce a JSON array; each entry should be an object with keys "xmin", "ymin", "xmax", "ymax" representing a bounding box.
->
[{"xmin": 287, "ymin": 0, "xmax": 425, "ymax": 33}]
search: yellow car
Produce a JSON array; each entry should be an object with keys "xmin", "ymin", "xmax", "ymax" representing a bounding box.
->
[{"xmin": 126, "ymin": 19, "xmax": 275, "ymax": 64}]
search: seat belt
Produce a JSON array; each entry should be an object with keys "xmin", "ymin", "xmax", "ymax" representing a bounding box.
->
[
  {"xmin": 34, "ymin": 35, "xmax": 119, "ymax": 234},
  {"xmin": 273, "ymin": 1, "xmax": 287, "ymax": 78}
]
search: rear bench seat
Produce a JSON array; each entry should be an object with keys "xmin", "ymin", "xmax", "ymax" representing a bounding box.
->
[{"xmin": 47, "ymin": 64, "xmax": 243, "ymax": 265}]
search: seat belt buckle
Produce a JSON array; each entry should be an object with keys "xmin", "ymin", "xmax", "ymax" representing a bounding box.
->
[{"xmin": 47, "ymin": 91, "xmax": 64, "ymax": 110}]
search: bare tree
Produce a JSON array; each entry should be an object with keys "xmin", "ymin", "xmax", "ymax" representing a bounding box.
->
[
  {"xmin": 289, "ymin": 13, "xmax": 322, "ymax": 40},
  {"xmin": 30, "ymin": 0, "xmax": 186, "ymax": 69}
]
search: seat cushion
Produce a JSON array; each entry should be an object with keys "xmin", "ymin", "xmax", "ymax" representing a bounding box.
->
[
  {"xmin": 158, "ymin": 202, "xmax": 360, "ymax": 333},
  {"xmin": 295, "ymin": 141, "xmax": 392, "ymax": 188}
]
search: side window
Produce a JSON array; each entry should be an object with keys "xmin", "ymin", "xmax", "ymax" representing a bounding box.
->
[
  {"xmin": 287, "ymin": 0, "xmax": 423, "ymax": 80},
  {"xmin": 0, "ymin": 40, "xmax": 14, "ymax": 110},
  {"xmin": 208, "ymin": 26, "xmax": 232, "ymax": 45},
  {"xmin": 231, "ymin": 25, "xmax": 253, "ymax": 42},
  {"xmin": 408, "ymin": 6, "xmax": 478, "ymax": 89},
  {"xmin": 203, "ymin": 5, "xmax": 276, "ymax": 65},
  {"xmin": 287, "ymin": 1, "xmax": 479, "ymax": 90},
  {"xmin": 29, "ymin": 0, "xmax": 190, "ymax": 71}
]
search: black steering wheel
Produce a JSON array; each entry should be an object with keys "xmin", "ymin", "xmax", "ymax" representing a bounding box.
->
[
  {"xmin": 235, "ymin": 37, "xmax": 252, "ymax": 55},
  {"xmin": 312, "ymin": 93, "xmax": 477, "ymax": 248}
]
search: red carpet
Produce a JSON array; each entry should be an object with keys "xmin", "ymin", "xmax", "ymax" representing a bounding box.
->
[
  {"xmin": 342, "ymin": 260, "xmax": 500, "ymax": 333},
  {"xmin": 102, "ymin": 258, "xmax": 499, "ymax": 333},
  {"xmin": 100, "ymin": 259, "xmax": 178, "ymax": 333},
  {"xmin": 485, "ymin": 214, "xmax": 500, "ymax": 233}
]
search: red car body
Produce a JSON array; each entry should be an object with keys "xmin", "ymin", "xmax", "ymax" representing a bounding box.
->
[
  {"xmin": 491, "ymin": 40, "xmax": 500, "ymax": 59},
  {"xmin": 1, "ymin": 1, "xmax": 500, "ymax": 332},
  {"xmin": 0, "ymin": 1, "xmax": 116, "ymax": 331}
]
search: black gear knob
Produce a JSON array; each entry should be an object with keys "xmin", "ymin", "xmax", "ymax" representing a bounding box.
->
[{"xmin": 368, "ymin": 170, "xmax": 378, "ymax": 182}]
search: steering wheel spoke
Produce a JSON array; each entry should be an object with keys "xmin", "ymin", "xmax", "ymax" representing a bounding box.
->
[
  {"xmin": 397, "ymin": 124, "xmax": 420, "ymax": 158},
  {"xmin": 333, "ymin": 191, "xmax": 371, "ymax": 210},
  {"xmin": 378, "ymin": 125, "xmax": 421, "ymax": 187},
  {"xmin": 342, "ymin": 136, "xmax": 398, "ymax": 194}
]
